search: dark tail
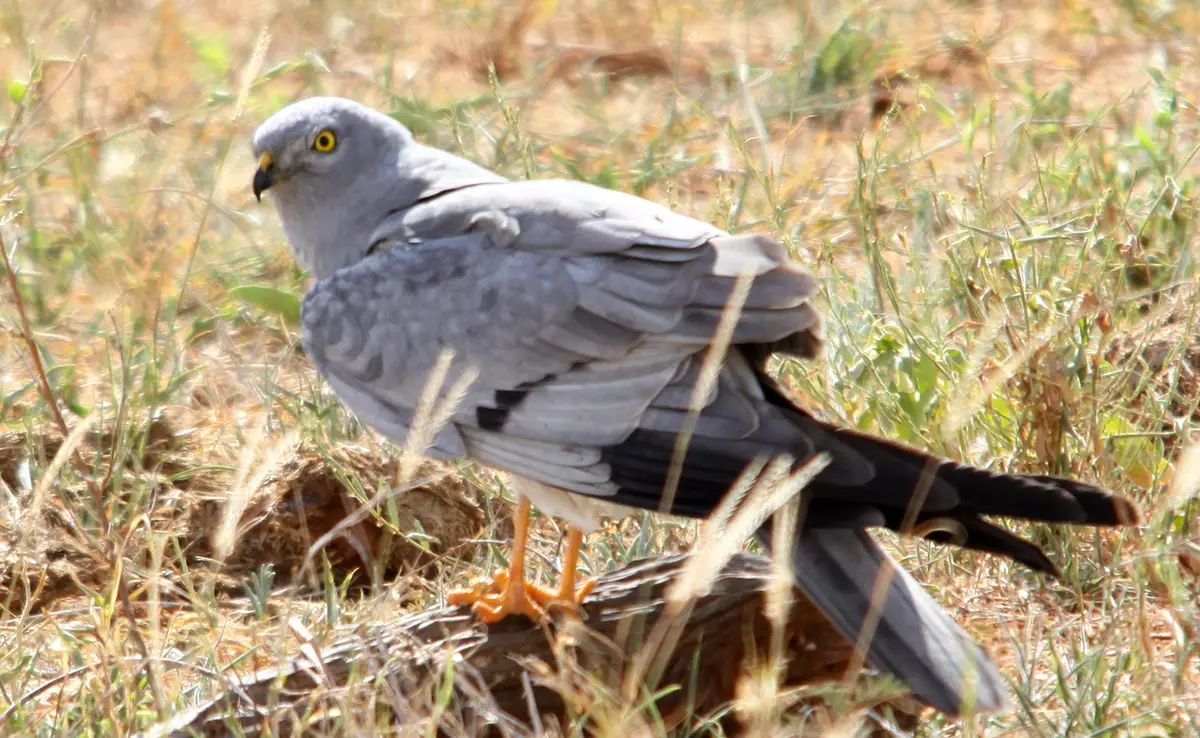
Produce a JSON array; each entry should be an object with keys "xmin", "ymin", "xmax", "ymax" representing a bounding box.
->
[
  {"xmin": 754, "ymin": 526, "xmax": 1009, "ymax": 715},
  {"xmin": 603, "ymin": 363, "xmax": 1142, "ymax": 714},
  {"xmin": 797, "ymin": 417, "xmax": 1142, "ymax": 575},
  {"xmin": 753, "ymin": 416, "xmax": 1140, "ymax": 715}
]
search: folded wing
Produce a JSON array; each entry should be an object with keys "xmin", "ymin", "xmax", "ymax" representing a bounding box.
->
[{"xmin": 302, "ymin": 176, "xmax": 1139, "ymax": 715}]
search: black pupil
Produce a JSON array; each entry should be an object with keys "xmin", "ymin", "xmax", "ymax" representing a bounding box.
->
[{"xmin": 319, "ymin": 134, "xmax": 331, "ymax": 148}]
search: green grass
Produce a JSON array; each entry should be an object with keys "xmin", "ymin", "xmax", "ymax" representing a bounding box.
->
[{"xmin": 1, "ymin": 0, "xmax": 1198, "ymax": 735}]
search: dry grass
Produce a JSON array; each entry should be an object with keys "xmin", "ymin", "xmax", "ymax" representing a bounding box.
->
[{"xmin": 1, "ymin": 0, "xmax": 1199, "ymax": 734}]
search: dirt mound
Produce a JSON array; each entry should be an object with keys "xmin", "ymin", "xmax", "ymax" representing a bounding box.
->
[
  {"xmin": 195, "ymin": 444, "xmax": 490, "ymax": 585},
  {"xmin": 0, "ymin": 422, "xmax": 491, "ymax": 612}
]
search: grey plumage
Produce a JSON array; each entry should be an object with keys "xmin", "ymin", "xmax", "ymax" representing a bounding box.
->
[
  {"xmin": 252, "ymin": 97, "xmax": 1140, "ymax": 717},
  {"xmin": 762, "ymin": 527, "xmax": 1008, "ymax": 713}
]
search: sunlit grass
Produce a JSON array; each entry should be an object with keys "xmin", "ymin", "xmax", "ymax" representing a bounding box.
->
[{"xmin": 1, "ymin": 0, "xmax": 1198, "ymax": 735}]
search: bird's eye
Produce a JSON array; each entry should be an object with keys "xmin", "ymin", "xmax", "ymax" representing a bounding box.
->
[{"xmin": 313, "ymin": 130, "xmax": 337, "ymax": 153}]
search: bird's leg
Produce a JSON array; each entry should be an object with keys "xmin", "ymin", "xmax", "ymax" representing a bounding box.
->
[
  {"xmin": 529, "ymin": 525, "xmax": 596, "ymax": 613},
  {"xmin": 447, "ymin": 496, "xmax": 546, "ymax": 622}
]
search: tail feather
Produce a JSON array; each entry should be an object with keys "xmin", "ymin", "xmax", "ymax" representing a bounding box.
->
[
  {"xmin": 756, "ymin": 375, "xmax": 1136, "ymax": 526},
  {"xmin": 598, "ymin": 358, "xmax": 1143, "ymax": 714},
  {"xmin": 916, "ymin": 516, "xmax": 1060, "ymax": 576},
  {"xmin": 757, "ymin": 526, "xmax": 1010, "ymax": 715},
  {"xmin": 802, "ymin": 503, "xmax": 1060, "ymax": 575},
  {"xmin": 1024, "ymin": 475, "xmax": 1142, "ymax": 525},
  {"xmin": 813, "ymin": 423, "xmax": 1093, "ymax": 523}
]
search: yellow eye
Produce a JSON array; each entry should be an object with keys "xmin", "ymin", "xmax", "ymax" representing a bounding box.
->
[{"xmin": 313, "ymin": 130, "xmax": 337, "ymax": 153}]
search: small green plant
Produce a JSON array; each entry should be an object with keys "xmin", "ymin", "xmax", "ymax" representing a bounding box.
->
[{"xmin": 243, "ymin": 563, "xmax": 276, "ymax": 621}]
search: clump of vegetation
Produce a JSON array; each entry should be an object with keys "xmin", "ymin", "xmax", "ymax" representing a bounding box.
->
[{"xmin": 0, "ymin": 0, "xmax": 1196, "ymax": 735}]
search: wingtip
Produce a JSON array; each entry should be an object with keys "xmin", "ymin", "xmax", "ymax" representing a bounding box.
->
[
  {"xmin": 927, "ymin": 643, "xmax": 1012, "ymax": 717},
  {"xmin": 886, "ymin": 635, "xmax": 1012, "ymax": 718},
  {"xmin": 783, "ymin": 528, "xmax": 1014, "ymax": 718},
  {"xmin": 1034, "ymin": 550, "xmax": 1064, "ymax": 580},
  {"xmin": 1076, "ymin": 487, "xmax": 1143, "ymax": 527},
  {"xmin": 1113, "ymin": 496, "xmax": 1143, "ymax": 526},
  {"xmin": 1026, "ymin": 475, "xmax": 1144, "ymax": 527}
]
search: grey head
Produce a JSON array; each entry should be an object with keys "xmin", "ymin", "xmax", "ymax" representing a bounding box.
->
[
  {"xmin": 252, "ymin": 97, "xmax": 413, "ymax": 278},
  {"xmin": 252, "ymin": 96, "xmax": 506, "ymax": 280}
]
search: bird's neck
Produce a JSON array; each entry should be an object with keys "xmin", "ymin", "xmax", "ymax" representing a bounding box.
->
[
  {"xmin": 274, "ymin": 184, "xmax": 390, "ymax": 281},
  {"xmin": 398, "ymin": 142, "xmax": 508, "ymax": 204},
  {"xmin": 276, "ymin": 143, "xmax": 507, "ymax": 281}
]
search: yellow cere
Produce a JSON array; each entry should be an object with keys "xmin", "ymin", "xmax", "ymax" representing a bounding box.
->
[{"xmin": 257, "ymin": 153, "xmax": 273, "ymax": 171}]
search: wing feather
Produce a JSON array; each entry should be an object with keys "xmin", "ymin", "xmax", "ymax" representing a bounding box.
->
[
  {"xmin": 292, "ymin": 147, "xmax": 1142, "ymax": 718},
  {"xmin": 576, "ymin": 286, "xmax": 684, "ymax": 333},
  {"xmin": 305, "ymin": 178, "xmax": 822, "ymax": 509}
]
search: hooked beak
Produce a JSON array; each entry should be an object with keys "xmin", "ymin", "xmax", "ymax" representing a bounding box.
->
[{"xmin": 253, "ymin": 153, "xmax": 277, "ymax": 201}]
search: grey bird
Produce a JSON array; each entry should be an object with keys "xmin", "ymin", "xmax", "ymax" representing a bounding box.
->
[{"xmin": 251, "ymin": 96, "xmax": 1140, "ymax": 716}]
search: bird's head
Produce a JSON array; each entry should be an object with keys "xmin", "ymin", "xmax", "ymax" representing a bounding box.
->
[
  {"xmin": 251, "ymin": 97, "xmax": 412, "ymax": 277},
  {"xmin": 251, "ymin": 96, "xmax": 408, "ymax": 201}
]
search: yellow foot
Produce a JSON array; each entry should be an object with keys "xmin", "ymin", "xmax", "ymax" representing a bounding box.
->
[
  {"xmin": 447, "ymin": 569, "xmax": 548, "ymax": 623},
  {"xmin": 528, "ymin": 577, "xmax": 598, "ymax": 616},
  {"xmin": 448, "ymin": 571, "xmax": 598, "ymax": 623},
  {"xmin": 448, "ymin": 511, "xmax": 597, "ymax": 624},
  {"xmin": 525, "ymin": 524, "xmax": 596, "ymax": 617}
]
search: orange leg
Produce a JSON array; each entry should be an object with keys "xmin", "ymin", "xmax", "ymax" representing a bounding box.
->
[
  {"xmin": 558, "ymin": 526, "xmax": 596, "ymax": 602},
  {"xmin": 447, "ymin": 497, "xmax": 545, "ymax": 622},
  {"xmin": 530, "ymin": 525, "xmax": 596, "ymax": 613}
]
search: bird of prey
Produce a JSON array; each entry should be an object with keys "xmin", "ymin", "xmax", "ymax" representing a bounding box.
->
[{"xmin": 250, "ymin": 97, "xmax": 1141, "ymax": 716}]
